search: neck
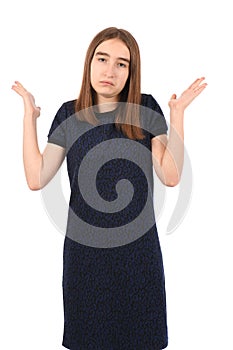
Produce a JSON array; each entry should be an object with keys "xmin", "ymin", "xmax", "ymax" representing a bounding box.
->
[
  {"xmin": 94, "ymin": 92, "xmax": 119, "ymax": 113},
  {"xmin": 96, "ymin": 102, "xmax": 119, "ymax": 113}
]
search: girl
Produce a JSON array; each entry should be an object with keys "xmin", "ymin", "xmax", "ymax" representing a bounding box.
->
[{"xmin": 12, "ymin": 27, "xmax": 207, "ymax": 349}]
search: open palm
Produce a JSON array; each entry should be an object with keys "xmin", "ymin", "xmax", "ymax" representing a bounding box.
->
[
  {"xmin": 168, "ymin": 77, "xmax": 207, "ymax": 111},
  {"xmin": 12, "ymin": 81, "xmax": 41, "ymax": 119}
]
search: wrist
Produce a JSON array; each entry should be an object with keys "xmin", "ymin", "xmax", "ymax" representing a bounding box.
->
[
  {"xmin": 170, "ymin": 108, "xmax": 184, "ymax": 123},
  {"xmin": 169, "ymin": 103, "xmax": 185, "ymax": 113},
  {"xmin": 23, "ymin": 113, "xmax": 37, "ymax": 123},
  {"xmin": 169, "ymin": 109, "xmax": 184, "ymax": 137}
]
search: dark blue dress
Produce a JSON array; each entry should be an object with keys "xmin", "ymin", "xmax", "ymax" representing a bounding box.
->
[{"xmin": 48, "ymin": 94, "xmax": 168, "ymax": 349}]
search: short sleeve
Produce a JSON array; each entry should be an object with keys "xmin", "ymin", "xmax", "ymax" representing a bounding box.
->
[
  {"xmin": 140, "ymin": 94, "xmax": 168, "ymax": 138},
  {"xmin": 47, "ymin": 103, "xmax": 68, "ymax": 148},
  {"xmin": 48, "ymin": 99, "xmax": 94, "ymax": 152}
]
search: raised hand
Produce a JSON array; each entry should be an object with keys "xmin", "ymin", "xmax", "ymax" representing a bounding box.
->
[
  {"xmin": 168, "ymin": 77, "xmax": 207, "ymax": 112},
  {"xmin": 12, "ymin": 81, "xmax": 41, "ymax": 119}
]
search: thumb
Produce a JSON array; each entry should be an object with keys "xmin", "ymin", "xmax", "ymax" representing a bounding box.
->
[{"xmin": 170, "ymin": 93, "xmax": 177, "ymax": 100}]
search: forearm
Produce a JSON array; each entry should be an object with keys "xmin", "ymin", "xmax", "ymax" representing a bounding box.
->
[
  {"xmin": 12, "ymin": 81, "xmax": 66, "ymax": 190},
  {"xmin": 152, "ymin": 77, "xmax": 207, "ymax": 187},
  {"xmin": 161, "ymin": 109, "xmax": 184, "ymax": 186},
  {"xmin": 23, "ymin": 114, "xmax": 42, "ymax": 190}
]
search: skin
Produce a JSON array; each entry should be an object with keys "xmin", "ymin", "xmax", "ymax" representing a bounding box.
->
[
  {"xmin": 12, "ymin": 38, "xmax": 207, "ymax": 190},
  {"xmin": 152, "ymin": 77, "xmax": 207, "ymax": 186},
  {"xmin": 90, "ymin": 38, "xmax": 130, "ymax": 109}
]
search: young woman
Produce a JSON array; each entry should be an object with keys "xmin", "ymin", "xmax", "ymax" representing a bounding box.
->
[{"xmin": 12, "ymin": 27, "xmax": 207, "ymax": 350}]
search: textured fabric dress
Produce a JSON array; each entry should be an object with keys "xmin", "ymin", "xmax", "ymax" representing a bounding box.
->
[{"xmin": 47, "ymin": 94, "xmax": 168, "ymax": 350}]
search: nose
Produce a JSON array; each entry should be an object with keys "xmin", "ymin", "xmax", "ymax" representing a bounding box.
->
[{"xmin": 104, "ymin": 63, "xmax": 115, "ymax": 77}]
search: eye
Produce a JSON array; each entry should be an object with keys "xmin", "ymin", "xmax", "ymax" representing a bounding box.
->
[
  {"xmin": 118, "ymin": 62, "xmax": 127, "ymax": 68},
  {"xmin": 98, "ymin": 57, "xmax": 106, "ymax": 62}
]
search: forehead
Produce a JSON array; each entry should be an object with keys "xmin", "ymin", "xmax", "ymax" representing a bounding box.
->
[{"xmin": 94, "ymin": 38, "xmax": 130, "ymax": 59}]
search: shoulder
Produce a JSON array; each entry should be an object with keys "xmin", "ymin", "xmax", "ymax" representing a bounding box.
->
[
  {"xmin": 140, "ymin": 93, "xmax": 164, "ymax": 116},
  {"xmin": 140, "ymin": 94, "xmax": 168, "ymax": 138},
  {"xmin": 59, "ymin": 99, "xmax": 77, "ymax": 117},
  {"xmin": 48, "ymin": 99, "xmax": 77, "ymax": 138},
  {"xmin": 51, "ymin": 99, "xmax": 77, "ymax": 127}
]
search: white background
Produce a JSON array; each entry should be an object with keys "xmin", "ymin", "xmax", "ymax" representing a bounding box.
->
[{"xmin": 1, "ymin": 0, "xmax": 232, "ymax": 349}]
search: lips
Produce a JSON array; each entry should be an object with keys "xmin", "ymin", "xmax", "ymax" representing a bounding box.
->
[{"xmin": 100, "ymin": 80, "xmax": 114, "ymax": 86}]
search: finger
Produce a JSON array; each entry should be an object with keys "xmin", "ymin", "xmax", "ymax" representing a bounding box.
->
[
  {"xmin": 13, "ymin": 81, "xmax": 23, "ymax": 88},
  {"xmin": 11, "ymin": 85, "xmax": 21, "ymax": 93},
  {"xmin": 170, "ymin": 93, "xmax": 177, "ymax": 100},
  {"xmin": 12, "ymin": 81, "xmax": 27, "ymax": 91},
  {"xmin": 14, "ymin": 81, "xmax": 25, "ymax": 86},
  {"xmin": 188, "ymin": 77, "xmax": 205, "ymax": 90},
  {"xmin": 193, "ymin": 83, "xmax": 207, "ymax": 95},
  {"xmin": 11, "ymin": 84, "xmax": 24, "ymax": 93},
  {"xmin": 12, "ymin": 81, "xmax": 28, "ymax": 95}
]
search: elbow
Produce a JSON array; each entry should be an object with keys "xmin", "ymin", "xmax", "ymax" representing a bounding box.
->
[
  {"xmin": 164, "ymin": 179, "xmax": 180, "ymax": 187},
  {"xmin": 28, "ymin": 182, "xmax": 41, "ymax": 191},
  {"xmin": 156, "ymin": 158, "xmax": 182, "ymax": 188},
  {"xmin": 163, "ymin": 174, "xmax": 181, "ymax": 187},
  {"xmin": 156, "ymin": 170, "xmax": 181, "ymax": 187},
  {"xmin": 26, "ymin": 178, "xmax": 42, "ymax": 191},
  {"xmin": 27, "ymin": 178, "xmax": 48, "ymax": 191},
  {"xmin": 25, "ymin": 172, "xmax": 45, "ymax": 191},
  {"xmin": 160, "ymin": 165, "xmax": 181, "ymax": 187}
]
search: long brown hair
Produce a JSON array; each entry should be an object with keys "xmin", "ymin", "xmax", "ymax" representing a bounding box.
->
[{"xmin": 75, "ymin": 27, "xmax": 144, "ymax": 140}]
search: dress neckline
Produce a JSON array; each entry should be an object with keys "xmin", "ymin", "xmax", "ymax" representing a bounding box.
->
[{"xmin": 94, "ymin": 105, "xmax": 119, "ymax": 119}]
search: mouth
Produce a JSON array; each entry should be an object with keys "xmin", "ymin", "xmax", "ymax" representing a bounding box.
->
[{"xmin": 99, "ymin": 80, "xmax": 114, "ymax": 86}]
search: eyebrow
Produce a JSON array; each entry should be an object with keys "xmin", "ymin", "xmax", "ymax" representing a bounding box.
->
[{"xmin": 95, "ymin": 51, "xmax": 130, "ymax": 63}]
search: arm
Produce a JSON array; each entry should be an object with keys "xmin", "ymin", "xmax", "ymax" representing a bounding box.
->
[
  {"xmin": 12, "ymin": 81, "xmax": 66, "ymax": 190},
  {"xmin": 152, "ymin": 77, "xmax": 207, "ymax": 187}
]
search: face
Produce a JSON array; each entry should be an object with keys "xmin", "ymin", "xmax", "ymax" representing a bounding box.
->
[{"xmin": 90, "ymin": 38, "xmax": 130, "ymax": 105}]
